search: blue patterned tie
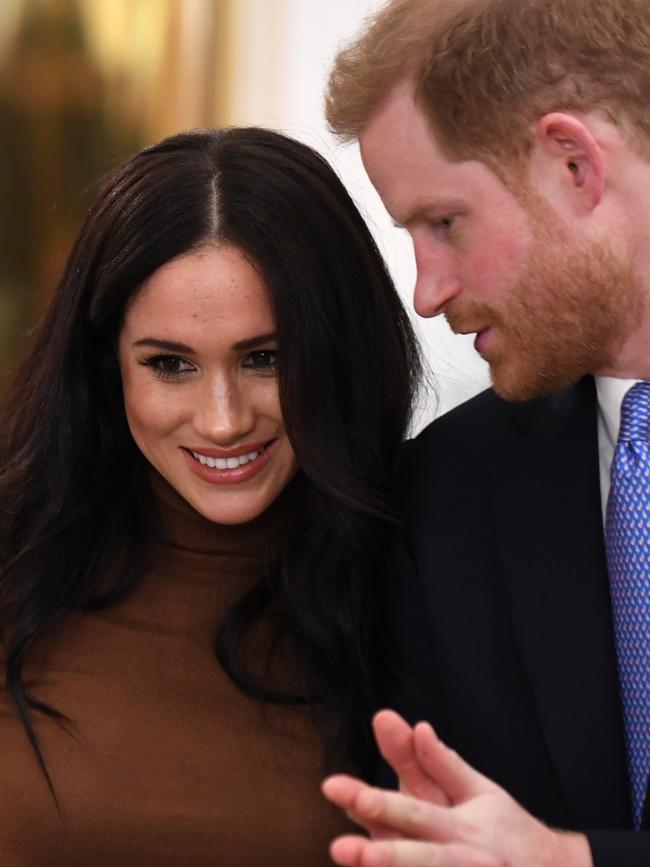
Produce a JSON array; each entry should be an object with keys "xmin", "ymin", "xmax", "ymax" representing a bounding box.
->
[{"xmin": 606, "ymin": 381, "xmax": 650, "ymax": 829}]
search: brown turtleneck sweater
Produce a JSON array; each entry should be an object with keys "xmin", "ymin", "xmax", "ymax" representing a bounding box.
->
[{"xmin": 0, "ymin": 475, "xmax": 350, "ymax": 865}]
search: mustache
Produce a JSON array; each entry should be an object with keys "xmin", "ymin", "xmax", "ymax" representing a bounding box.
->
[{"xmin": 445, "ymin": 300, "xmax": 502, "ymax": 335}]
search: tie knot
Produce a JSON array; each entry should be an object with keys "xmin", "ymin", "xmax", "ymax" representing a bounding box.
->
[{"xmin": 618, "ymin": 381, "xmax": 650, "ymax": 444}]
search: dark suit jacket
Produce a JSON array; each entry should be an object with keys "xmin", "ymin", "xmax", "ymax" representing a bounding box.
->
[{"xmin": 380, "ymin": 375, "xmax": 650, "ymax": 866}]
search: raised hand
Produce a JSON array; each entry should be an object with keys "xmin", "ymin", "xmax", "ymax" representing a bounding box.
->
[
  {"xmin": 374, "ymin": 709, "xmax": 450, "ymax": 806},
  {"xmin": 322, "ymin": 710, "xmax": 592, "ymax": 867}
]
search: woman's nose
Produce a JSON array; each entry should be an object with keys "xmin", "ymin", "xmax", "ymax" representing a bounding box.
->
[{"xmin": 193, "ymin": 377, "xmax": 255, "ymax": 445}]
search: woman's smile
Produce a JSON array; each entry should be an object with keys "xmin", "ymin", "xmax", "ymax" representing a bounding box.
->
[{"xmin": 182, "ymin": 440, "xmax": 276, "ymax": 485}]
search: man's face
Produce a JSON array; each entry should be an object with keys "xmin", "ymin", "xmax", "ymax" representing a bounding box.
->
[{"xmin": 359, "ymin": 82, "xmax": 639, "ymax": 401}]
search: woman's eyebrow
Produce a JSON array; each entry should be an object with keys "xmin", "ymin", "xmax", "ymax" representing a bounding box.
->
[
  {"xmin": 133, "ymin": 333, "xmax": 278, "ymax": 353},
  {"xmin": 133, "ymin": 338, "xmax": 195, "ymax": 353},
  {"xmin": 232, "ymin": 332, "xmax": 278, "ymax": 351}
]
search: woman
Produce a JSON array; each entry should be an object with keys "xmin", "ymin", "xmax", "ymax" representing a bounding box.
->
[{"xmin": 0, "ymin": 127, "xmax": 421, "ymax": 866}]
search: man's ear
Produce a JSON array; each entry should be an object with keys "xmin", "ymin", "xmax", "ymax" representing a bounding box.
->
[{"xmin": 528, "ymin": 112, "xmax": 606, "ymax": 215}]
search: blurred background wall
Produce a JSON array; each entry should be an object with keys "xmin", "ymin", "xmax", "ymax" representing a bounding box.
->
[{"xmin": 0, "ymin": 0, "xmax": 489, "ymax": 426}]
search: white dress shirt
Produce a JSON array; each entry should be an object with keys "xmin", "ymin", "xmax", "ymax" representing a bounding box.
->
[{"xmin": 596, "ymin": 375, "xmax": 640, "ymax": 523}]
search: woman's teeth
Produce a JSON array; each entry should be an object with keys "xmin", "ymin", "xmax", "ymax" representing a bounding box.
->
[{"xmin": 191, "ymin": 448, "xmax": 264, "ymax": 469}]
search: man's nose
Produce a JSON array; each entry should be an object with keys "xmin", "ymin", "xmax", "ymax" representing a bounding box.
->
[
  {"xmin": 413, "ymin": 270, "xmax": 462, "ymax": 318},
  {"xmin": 194, "ymin": 377, "xmax": 255, "ymax": 444},
  {"xmin": 412, "ymin": 239, "xmax": 462, "ymax": 318}
]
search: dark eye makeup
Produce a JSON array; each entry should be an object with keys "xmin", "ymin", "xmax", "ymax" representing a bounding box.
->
[
  {"xmin": 139, "ymin": 349, "xmax": 279, "ymax": 380},
  {"xmin": 243, "ymin": 350, "xmax": 278, "ymax": 373},
  {"xmin": 140, "ymin": 354, "xmax": 195, "ymax": 380}
]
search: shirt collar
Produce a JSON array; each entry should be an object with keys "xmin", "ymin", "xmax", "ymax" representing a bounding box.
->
[{"xmin": 595, "ymin": 375, "xmax": 640, "ymax": 446}]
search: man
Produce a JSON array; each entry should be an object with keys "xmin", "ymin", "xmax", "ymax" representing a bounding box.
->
[{"xmin": 320, "ymin": 1, "xmax": 650, "ymax": 865}]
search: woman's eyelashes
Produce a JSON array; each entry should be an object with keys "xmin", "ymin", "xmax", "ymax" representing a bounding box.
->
[
  {"xmin": 140, "ymin": 349, "xmax": 278, "ymax": 381},
  {"xmin": 242, "ymin": 349, "xmax": 278, "ymax": 374},
  {"xmin": 141, "ymin": 354, "xmax": 195, "ymax": 380}
]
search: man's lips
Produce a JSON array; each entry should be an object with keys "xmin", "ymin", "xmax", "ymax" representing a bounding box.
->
[
  {"xmin": 474, "ymin": 327, "xmax": 492, "ymax": 356},
  {"xmin": 447, "ymin": 309, "xmax": 497, "ymax": 358},
  {"xmin": 449, "ymin": 324, "xmax": 490, "ymax": 344}
]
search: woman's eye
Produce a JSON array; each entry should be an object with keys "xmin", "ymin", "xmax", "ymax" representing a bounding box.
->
[
  {"xmin": 244, "ymin": 350, "xmax": 278, "ymax": 372},
  {"xmin": 144, "ymin": 355, "xmax": 195, "ymax": 379}
]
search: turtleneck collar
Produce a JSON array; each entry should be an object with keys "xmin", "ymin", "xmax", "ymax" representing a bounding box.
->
[{"xmin": 147, "ymin": 470, "xmax": 303, "ymax": 559}]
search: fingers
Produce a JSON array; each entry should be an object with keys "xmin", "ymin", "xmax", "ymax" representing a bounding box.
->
[
  {"xmin": 323, "ymin": 775, "xmax": 377, "ymax": 831},
  {"xmin": 373, "ymin": 710, "xmax": 450, "ymax": 806},
  {"xmin": 322, "ymin": 775, "xmax": 403, "ymax": 840},
  {"xmin": 372, "ymin": 710, "xmax": 414, "ymax": 775},
  {"xmin": 413, "ymin": 722, "xmax": 496, "ymax": 803},
  {"xmin": 330, "ymin": 835, "xmax": 504, "ymax": 867},
  {"xmin": 323, "ymin": 775, "xmax": 454, "ymax": 843},
  {"xmin": 345, "ymin": 806, "xmax": 405, "ymax": 841},
  {"xmin": 329, "ymin": 835, "xmax": 369, "ymax": 866}
]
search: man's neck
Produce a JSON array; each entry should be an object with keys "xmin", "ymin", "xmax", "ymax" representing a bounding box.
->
[{"xmin": 596, "ymin": 332, "xmax": 650, "ymax": 380}]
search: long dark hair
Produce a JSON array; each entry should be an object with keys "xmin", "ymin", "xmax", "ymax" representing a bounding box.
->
[{"xmin": 0, "ymin": 128, "xmax": 421, "ymax": 792}]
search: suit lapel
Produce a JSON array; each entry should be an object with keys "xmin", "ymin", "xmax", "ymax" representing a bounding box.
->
[{"xmin": 490, "ymin": 377, "xmax": 631, "ymax": 828}]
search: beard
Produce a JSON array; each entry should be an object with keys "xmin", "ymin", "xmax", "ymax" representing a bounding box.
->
[{"xmin": 445, "ymin": 205, "xmax": 642, "ymax": 402}]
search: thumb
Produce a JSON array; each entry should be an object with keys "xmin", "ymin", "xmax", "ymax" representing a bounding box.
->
[{"xmin": 413, "ymin": 722, "xmax": 497, "ymax": 804}]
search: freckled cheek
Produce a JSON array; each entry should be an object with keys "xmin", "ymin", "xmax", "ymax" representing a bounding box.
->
[
  {"xmin": 253, "ymin": 383, "xmax": 297, "ymax": 471},
  {"xmin": 123, "ymin": 385, "xmax": 190, "ymax": 444},
  {"xmin": 249, "ymin": 379, "xmax": 285, "ymax": 426}
]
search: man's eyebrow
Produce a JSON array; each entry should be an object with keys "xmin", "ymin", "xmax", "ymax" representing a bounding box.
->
[{"xmin": 133, "ymin": 332, "xmax": 278, "ymax": 353}]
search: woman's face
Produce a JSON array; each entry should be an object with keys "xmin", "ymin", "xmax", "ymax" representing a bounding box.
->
[{"xmin": 118, "ymin": 244, "xmax": 298, "ymax": 525}]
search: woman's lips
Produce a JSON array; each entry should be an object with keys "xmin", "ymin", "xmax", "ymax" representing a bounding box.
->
[{"xmin": 182, "ymin": 440, "xmax": 275, "ymax": 485}]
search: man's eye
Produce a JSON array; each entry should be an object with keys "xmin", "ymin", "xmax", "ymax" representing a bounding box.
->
[
  {"xmin": 144, "ymin": 355, "xmax": 195, "ymax": 379},
  {"xmin": 435, "ymin": 216, "xmax": 454, "ymax": 230},
  {"xmin": 244, "ymin": 350, "xmax": 278, "ymax": 372}
]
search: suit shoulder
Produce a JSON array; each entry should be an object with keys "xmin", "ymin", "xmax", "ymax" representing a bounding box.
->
[
  {"xmin": 411, "ymin": 388, "xmax": 513, "ymax": 451},
  {"xmin": 394, "ymin": 388, "xmax": 508, "ymax": 494},
  {"xmin": 398, "ymin": 377, "xmax": 596, "ymax": 477}
]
